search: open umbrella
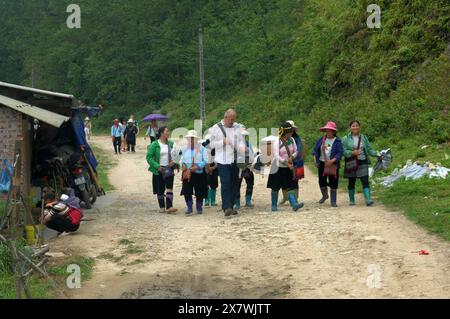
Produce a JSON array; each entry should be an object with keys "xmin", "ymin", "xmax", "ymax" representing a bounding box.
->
[{"xmin": 143, "ymin": 114, "xmax": 168, "ymax": 122}]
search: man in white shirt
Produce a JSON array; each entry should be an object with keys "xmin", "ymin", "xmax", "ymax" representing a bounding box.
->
[{"xmin": 208, "ymin": 109, "xmax": 245, "ymax": 217}]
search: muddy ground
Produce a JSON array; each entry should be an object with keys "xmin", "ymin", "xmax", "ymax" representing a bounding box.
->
[{"xmin": 50, "ymin": 136, "xmax": 450, "ymax": 299}]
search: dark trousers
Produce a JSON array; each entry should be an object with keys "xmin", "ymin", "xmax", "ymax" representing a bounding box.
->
[
  {"xmin": 127, "ymin": 144, "xmax": 136, "ymax": 152},
  {"xmin": 318, "ymin": 161, "xmax": 339, "ymax": 189},
  {"xmin": 236, "ymin": 169, "xmax": 254, "ymax": 200},
  {"xmin": 46, "ymin": 214, "xmax": 79, "ymax": 233},
  {"xmin": 113, "ymin": 137, "xmax": 121, "ymax": 154},
  {"xmin": 218, "ymin": 163, "xmax": 240, "ymax": 210},
  {"xmin": 348, "ymin": 176, "xmax": 370, "ymax": 190}
]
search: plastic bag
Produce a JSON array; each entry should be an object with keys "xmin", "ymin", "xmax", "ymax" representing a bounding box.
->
[
  {"xmin": 0, "ymin": 159, "xmax": 13, "ymax": 193},
  {"xmin": 373, "ymin": 148, "xmax": 393, "ymax": 174}
]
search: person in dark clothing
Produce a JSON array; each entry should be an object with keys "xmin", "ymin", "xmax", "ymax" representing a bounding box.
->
[
  {"xmin": 312, "ymin": 121, "xmax": 344, "ymax": 207},
  {"xmin": 202, "ymin": 137, "xmax": 219, "ymax": 207},
  {"xmin": 124, "ymin": 120, "xmax": 138, "ymax": 152}
]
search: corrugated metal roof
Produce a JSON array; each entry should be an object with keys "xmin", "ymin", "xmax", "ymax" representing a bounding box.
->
[
  {"xmin": 0, "ymin": 94, "xmax": 70, "ymax": 128},
  {"xmin": 0, "ymin": 81, "xmax": 75, "ymax": 99}
]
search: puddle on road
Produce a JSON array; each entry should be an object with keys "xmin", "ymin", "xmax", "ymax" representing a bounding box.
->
[{"xmin": 121, "ymin": 272, "xmax": 291, "ymax": 299}]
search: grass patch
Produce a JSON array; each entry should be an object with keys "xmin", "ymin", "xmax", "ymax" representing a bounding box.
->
[
  {"xmin": 97, "ymin": 252, "xmax": 124, "ymax": 263},
  {"xmin": 118, "ymin": 238, "xmax": 135, "ymax": 246},
  {"xmin": 124, "ymin": 246, "xmax": 145, "ymax": 255},
  {"xmin": 91, "ymin": 145, "xmax": 116, "ymax": 192},
  {"xmin": 376, "ymin": 177, "xmax": 450, "ymax": 241},
  {"xmin": 47, "ymin": 256, "xmax": 95, "ymax": 282}
]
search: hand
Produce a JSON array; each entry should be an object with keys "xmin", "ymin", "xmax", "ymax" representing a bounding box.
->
[
  {"xmin": 169, "ymin": 160, "xmax": 175, "ymax": 167},
  {"xmin": 315, "ymin": 162, "xmax": 320, "ymax": 168},
  {"xmin": 325, "ymin": 160, "xmax": 334, "ymax": 167},
  {"xmin": 158, "ymin": 166, "xmax": 164, "ymax": 173},
  {"xmin": 190, "ymin": 165, "xmax": 198, "ymax": 172},
  {"xmin": 352, "ymin": 150, "xmax": 361, "ymax": 156}
]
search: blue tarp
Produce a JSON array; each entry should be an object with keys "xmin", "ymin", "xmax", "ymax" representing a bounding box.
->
[
  {"xmin": 70, "ymin": 111, "xmax": 98, "ymax": 170},
  {"xmin": 0, "ymin": 159, "xmax": 13, "ymax": 193}
]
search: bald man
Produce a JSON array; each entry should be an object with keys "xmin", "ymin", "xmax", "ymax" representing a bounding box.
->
[{"xmin": 209, "ymin": 109, "xmax": 246, "ymax": 217}]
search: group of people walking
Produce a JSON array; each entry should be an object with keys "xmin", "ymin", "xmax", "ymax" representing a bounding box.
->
[
  {"xmin": 111, "ymin": 115, "xmax": 139, "ymax": 154},
  {"xmin": 144, "ymin": 108, "xmax": 383, "ymax": 217}
]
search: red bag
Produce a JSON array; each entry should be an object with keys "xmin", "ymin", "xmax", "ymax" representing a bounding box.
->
[
  {"xmin": 294, "ymin": 166, "xmax": 305, "ymax": 180},
  {"xmin": 66, "ymin": 208, "xmax": 83, "ymax": 226}
]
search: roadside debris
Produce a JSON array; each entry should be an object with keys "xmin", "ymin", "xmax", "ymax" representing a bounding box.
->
[{"xmin": 377, "ymin": 160, "xmax": 450, "ymax": 187}]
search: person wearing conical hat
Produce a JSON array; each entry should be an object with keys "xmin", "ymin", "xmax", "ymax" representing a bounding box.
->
[
  {"xmin": 180, "ymin": 130, "xmax": 209, "ymax": 216},
  {"xmin": 312, "ymin": 121, "xmax": 344, "ymax": 207},
  {"xmin": 267, "ymin": 122, "xmax": 304, "ymax": 212}
]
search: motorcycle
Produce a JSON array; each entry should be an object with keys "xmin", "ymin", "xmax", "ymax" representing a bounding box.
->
[{"xmin": 70, "ymin": 162, "xmax": 96, "ymax": 209}]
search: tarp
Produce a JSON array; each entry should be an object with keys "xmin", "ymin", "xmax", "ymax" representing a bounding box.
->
[
  {"xmin": 377, "ymin": 160, "xmax": 450, "ymax": 187},
  {"xmin": 70, "ymin": 111, "xmax": 98, "ymax": 170},
  {"xmin": 0, "ymin": 159, "xmax": 13, "ymax": 193}
]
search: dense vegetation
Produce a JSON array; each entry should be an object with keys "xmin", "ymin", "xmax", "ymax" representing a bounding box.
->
[{"xmin": 0, "ymin": 0, "xmax": 449, "ymax": 239}]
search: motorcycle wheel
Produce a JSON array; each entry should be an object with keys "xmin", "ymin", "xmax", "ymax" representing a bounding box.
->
[
  {"xmin": 89, "ymin": 184, "xmax": 97, "ymax": 205},
  {"xmin": 81, "ymin": 190, "xmax": 92, "ymax": 209}
]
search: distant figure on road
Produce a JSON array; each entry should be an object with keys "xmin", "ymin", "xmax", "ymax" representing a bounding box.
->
[
  {"xmin": 124, "ymin": 119, "xmax": 138, "ymax": 153},
  {"xmin": 111, "ymin": 119, "xmax": 122, "ymax": 155},
  {"xmin": 119, "ymin": 119, "xmax": 128, "ymax": 153},
  {"xmin": 145, "ymin": 119, "xmax": 159, "ymax": 143},
  {"xmin": 84, "ymin": 117, "xmax": 92, "ymax": 140}
]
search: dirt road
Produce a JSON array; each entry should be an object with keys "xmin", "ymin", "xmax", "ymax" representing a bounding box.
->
[{"xmin": 51, "ymin": 136, "xmax": 450, "ymax": 298}]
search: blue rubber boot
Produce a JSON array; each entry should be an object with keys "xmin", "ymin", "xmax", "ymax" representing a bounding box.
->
[
  {"xmin": 185, "ymin": 200, "xmax": 193, "ymax": 215},
  {"xmin": 363, "ymin": 188, "xmax": 374, "ymax": 206},
  {"xmin": 271, "ymin": 191, "xmax": 278, "ymax": 212},
  {"xmin": 196, "ymin": 201, "xmax": 203, "ymax": 214},
  {"xmin": 234, "ymin": 198, "xmax": 241, "ymax": 210},
  {"xmin": 204, "ymin": 189, "xmax": 211, "ymax": 207},
  {"xmin": 348, "ymin": 189, "xmax": 355, "ymax": 206},
  {"xmin": 210, "ymin": 189, "xmax": 217, "ymax": 206},
  {"xmin": 245, "ymin": 194, "xmax": 253, "ymax": 207},
  {"xmin": 288, "ymin": 191, "xmax": 304, "ymax": 212}
]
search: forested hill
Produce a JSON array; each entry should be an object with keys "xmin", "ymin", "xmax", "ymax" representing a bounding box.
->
[{"xmin": 0, "ymin": 0, "xmax": 449, "ymax": 146}]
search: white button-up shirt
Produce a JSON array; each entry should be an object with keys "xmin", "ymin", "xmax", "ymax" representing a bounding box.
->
[{"xmin": 209, "ymin": 121, "xmax": 245, "ymax": 165}]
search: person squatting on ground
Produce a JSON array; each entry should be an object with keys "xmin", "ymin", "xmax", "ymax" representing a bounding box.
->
[
  {"xmin": 111, "ymin": 119, "xmax": 123, "ymax": 155},
  {"xmin": 267, "ymin": 122, "xmax": 304, "ymax": 212},
  {"xmin": 124, "ymin": 119, "xmax": 138, "ymax": 153},
  {"xmin": 234, "ymin": 127, "xmax": 255, "ymax": 209},
  {"xmin": 342, "ymin": 120, "xmax": 382, "ymax": 206},
  {"xmin": 146, "ymin": 126, "xmax": 178, "ymax": 214},
  {"xmin": 208, "ymin": 109, "xmax": 245, "ymax": 217},
  {"xmin": 41, "ymin": 190, "xmax": 83, "ymax": 235},
  {"xmin": 202, "ymin": 136, "xmax": 219, "ymax": 207},
  {"xmin": 313, "ymin": 121, "xmax": 344, "ymax": 207},
  {"xmin": 180, "ymin": 130, "xmax": 209, "ymax": 216}
]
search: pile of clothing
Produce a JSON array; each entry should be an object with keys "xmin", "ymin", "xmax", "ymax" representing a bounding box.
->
[{"xmin": 377, "ymin": 160, "xmax": 450, "ymax": 187}]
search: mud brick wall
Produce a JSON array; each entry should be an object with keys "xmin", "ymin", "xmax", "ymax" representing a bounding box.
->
[{"xmin": 0, "ymin": 106, "xmax": 24, "ymax": 199}]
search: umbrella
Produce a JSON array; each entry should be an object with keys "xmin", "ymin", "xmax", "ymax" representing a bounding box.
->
[{"xmin": 143, "ymin": 114, "xmax": 168, "ymax": 122}]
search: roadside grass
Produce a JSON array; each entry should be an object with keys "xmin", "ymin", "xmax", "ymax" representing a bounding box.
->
[
  {"xmin": 91, "ymin": 145, "xmax": 116, "ymax": 192},
  {"xmin": 0, "ymin": 244, "xmax": 96, "ymax": 299},
  {"xmin": 375, "ymin": 177, "xmax": 450, "ymax": 241}
]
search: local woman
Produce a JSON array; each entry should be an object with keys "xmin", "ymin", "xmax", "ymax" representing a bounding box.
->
[
  {"xmin": 180, "ymin": 130, "xmax": 208, "ymax": 215},
  {"xmin": 312, "ymin": 121, "xmax": 344, "ymax": 207},
  {"xmin": 202, "ymin": 135, "xmax": 219, "ymax": 207},
  {"xmin": 111, "ymin": 119, "xmax": 122, "ymax": 155},
  {"xmin": 124, "ymin": 119, "xmax": 138, "ymax": 153},
  {"xmin": 342, "ymin": 120, "xmax": 381, "ymax": 206},
  {"xmin": 267, "ymin": 122, "xmax": 304, "ymax": 212},
  {"xmin": 146, "ymin": 126, "xmax": 178, "ymax": 214}
]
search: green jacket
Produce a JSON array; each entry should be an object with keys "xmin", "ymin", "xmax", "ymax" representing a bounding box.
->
[
  {"xmin": 146, "ymin": 139, "xmax": 175, "ymax": 175},
  {"xmin": 342, "ymin": 133, "xmax": 378, "ymax": 164}
]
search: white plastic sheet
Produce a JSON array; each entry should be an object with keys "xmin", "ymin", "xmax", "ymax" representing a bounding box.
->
[{"xmin": 377, "ymin": 160, "xmax": 449, "ymax": 187}]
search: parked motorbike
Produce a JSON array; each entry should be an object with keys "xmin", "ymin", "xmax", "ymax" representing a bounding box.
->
[{"xmin": 70, "ymin": 161, "xmax": 96, "ymax": 209}]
